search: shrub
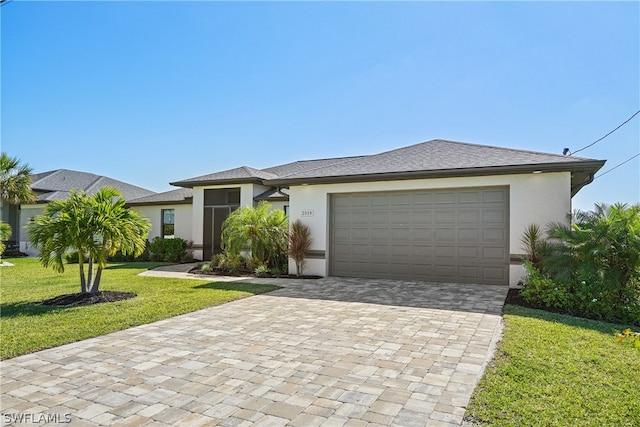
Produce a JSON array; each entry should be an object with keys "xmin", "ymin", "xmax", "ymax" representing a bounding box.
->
[
  {"xmin": 254, "ymin": 264, "xmax": 269, "ymax": 278},
  {"xmin": 221, "ymin": 202, "xmax": 288, "ymax": 271},
  {"xmin": 0, "ymin": 221, "xmax": 11, "ymax": 258},
  {"xmin": 521, "ymin": 261, "xmax": 570, "ymax": 310},
  {"xmin": 148, "ymin": 237, "xmax": 189, "ymax": 263},
  {"xmin": 211, "ymin": 250, "xmax": 246, "ymax": 273},
  {"xmin": 521, "ymin": 203, "xmax": 640, "ymax": 325}
]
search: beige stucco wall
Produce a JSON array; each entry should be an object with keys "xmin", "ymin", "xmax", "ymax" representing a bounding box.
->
[
  {"xmin": 288, "ymin": 172, "xmax": 572, "ymax": 287},
  {"xmin": 17, "ymin": 205, "xmax": 45, "ymax": 256},
  {"xmin": 130, "ymin": 204, "xmax": 193, "ymax": 243}
]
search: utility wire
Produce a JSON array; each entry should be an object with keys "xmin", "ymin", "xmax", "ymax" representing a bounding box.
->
[
  {"xmin": 0, "ymin": 0, "xmax": 14, "ymax": 7},
  {"xmin": 594, "ymin": 152, "xmax": 640, "ymax": 180},
  {"xmin": 570, "ymin": 110, "xmax": 640, "ymax": 156}
]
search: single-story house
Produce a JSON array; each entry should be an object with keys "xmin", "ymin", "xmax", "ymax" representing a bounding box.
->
[
  {"xmin": 3, "ymin": 169, "xmax": 156, "ymax": 256},
  {"xmin": 127, "ymin": 139, "xmax": 605, "ymax": 287}
]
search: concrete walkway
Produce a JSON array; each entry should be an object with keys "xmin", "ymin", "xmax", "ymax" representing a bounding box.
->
[{"xmin": 1, "ymin": 274, "xmax": 507, "ymax": 426}]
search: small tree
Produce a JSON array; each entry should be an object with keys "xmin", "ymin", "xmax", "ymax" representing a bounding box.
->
[
  {"xmin": 289, "ymin": 219, "xmax": 312, "ymax": 277},
  {"xmin": 0, "ymin": 153, "xmax": 36, "ymax": 258},
  {"xmin": 28, "ymin": 187, "xmax": 151, "ymax": 294},
  {"xmin": 221, "ymin": 202, "xmax": 288, "ymax": 270},
  {"xmin": 0, "ymin": 153, "xmax": 36, "ymax": 205},
  {"xmin": 0, "ymin": 221, "xmax": 11, "ymax": 259}
]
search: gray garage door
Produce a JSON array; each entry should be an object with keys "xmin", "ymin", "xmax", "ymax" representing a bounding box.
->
[{"xmin": 330, "ymin": 187, "xmax": 509, "ymax": 285}]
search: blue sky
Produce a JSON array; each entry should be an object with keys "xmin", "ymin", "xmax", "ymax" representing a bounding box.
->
[{"xmin": 2, "ymin": 1, "xmax": 638, "ymax": 211}]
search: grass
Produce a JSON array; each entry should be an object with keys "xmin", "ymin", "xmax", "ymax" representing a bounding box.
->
[
  {"xmin": 0, "ymin": 257, "xmax": 278, "ymax": 360},
  {"xmin": 465, "ymin": 304, "xmax": 640, "ymax": 427}
]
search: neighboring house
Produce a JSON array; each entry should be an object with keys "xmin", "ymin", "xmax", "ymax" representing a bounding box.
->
[
  {"xmin": 3, "ymin": 169, "xmax": 156, "ymax": 256},
  {"xmin": 131, "ymin": 139, "xmax": 604, "ymax": 287}
]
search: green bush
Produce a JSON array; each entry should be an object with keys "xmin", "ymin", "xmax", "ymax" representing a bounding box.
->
[
  {"xmin": 221, "ymin": 202, "xmax": 288, "ymax": 271},
  {"xmin": 521, "ymin": 261, "xmax": 570, "ymax": 309},
  {"xmin": 148, "ymin": 237, "xmax": 190, "ymax": 263},
  {"xmin": 522, "ymin": 203, "xmax": 640, "ymax": 325},
  {"xmin": 211, "ymin": 250, "xmax": 246, "ymax": 273}
]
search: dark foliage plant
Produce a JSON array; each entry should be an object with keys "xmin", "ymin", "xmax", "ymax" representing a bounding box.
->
[{"xmin": 148, "ymin": 237, "xmax": 190, "ymax": 263}]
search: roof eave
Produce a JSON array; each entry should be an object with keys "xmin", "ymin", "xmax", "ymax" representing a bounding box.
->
[
  {"xmin": 169, "ymin": 178, "xmax": 265, "ymax": 188},
  {"xmin": 126, "ymin": 198, "xmax": 193, "ymax": 207}
]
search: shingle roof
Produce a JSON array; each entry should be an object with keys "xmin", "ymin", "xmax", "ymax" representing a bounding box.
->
[
  {"xmin": 168, "ymin": 139, "xmax": 605, "ymax": 196},
  {"xmin": 30, "ymin": 169, "xmax": 156, "ymax": 202},
  {"xmin": 127, "ymin": 188, "xmax": 193, "ymax": 205},
  {"xmin": 272, "ymin": 139, "xmax": 601, "ymax": 180},
  {"xmin": 262, "ymin": 156, "xmax": 365, "ymax": 177},
  {"xmin": 170, "ymin": 166, "xmax": 278, "ymax": 188}
]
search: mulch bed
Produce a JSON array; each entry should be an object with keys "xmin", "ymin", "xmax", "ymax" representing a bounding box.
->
[
  {"xmin": 503, "ymin": 288, "xmax": 569, "ymax": 314},
  {"xmin": 41, "ymin": 291, "xmax": 136, "ymax": 307}
]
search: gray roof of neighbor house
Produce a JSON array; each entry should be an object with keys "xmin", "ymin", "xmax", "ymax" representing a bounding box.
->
[
  {"xmin": 127, "ymin": 188, "xmax": 193, "ymax": 206},
  {"xmin": 30, "ymin": 169, "xmax": 156, "ymax": 203},
  {"xmin": 169, "ymin": 139, "xmax": 606, "ymax": 197}
]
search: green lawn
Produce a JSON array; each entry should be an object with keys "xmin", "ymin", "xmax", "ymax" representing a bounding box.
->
[
  {"xmin": 0, "ymin": 257, "xmax": 278, "ymax": 360},
  {"xmin": 465, "ymin": 305, "xmax": 640, "ymax": 427}
]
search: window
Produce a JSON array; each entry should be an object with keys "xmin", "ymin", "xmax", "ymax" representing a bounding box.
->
[
  {"xmin": 161, "ymin": 209, "xmax": 175, "ymax": 238},
  {"xmin": 284, "ymin": 205, "xmax": 290, "ymax": 215}
]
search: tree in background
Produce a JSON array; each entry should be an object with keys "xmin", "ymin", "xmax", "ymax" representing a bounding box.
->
[
  {"xmin": 28, "ymin": 187, "xmax": 151, "ymax": 294},
  {"xmin": 0, "ymin": 153, "xmax": 36, "ymax": 257},
  {"xmin": 0, "ymin": 153, "xmax": 36, "ymax": 205}
]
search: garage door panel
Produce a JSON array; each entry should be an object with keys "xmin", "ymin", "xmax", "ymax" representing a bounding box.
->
[
  {"xmin": 435, "ymin": 246, "xmax": 456, "ymax": 258},
  {"xmin": 459, "ymin": 191, "xmax": 482, "ymax": 203},
  {"xmin": 459, "ymin": 266, "xmax": 480, "ymax": 279},
  {"xmin": 483, "ymin": 247, "xmax": 507, "ymax": 259},
  {"xmin": 458, "ymin": 228, "xmax": 480, "ymax": 242},
  {"xmin": 435, "ymin": 210, "xmax": 457, "ymax": 223},
  {"xmin": 330, "ymin": 187, "xmax": 508, "ymax": 285},
  {"xmin": 483, "ymin": 210, "xmax": 505, "ymax": 223},
  {"xmin": 412, "ymin": 210, "xmax": 434, "ymax": 224},
  {"xmin": 459, "ymin": 210, "xmax": 481, "ymax": 223},
  {"xmin": 412, "ymin": 193, "xmax": 434, "ymax": 205},
  {"xmin": 483, "ymin": 228, "xmax": 505, "ymax": 241},
  {"xmin": 391, "ymin": 193, "xmax": 412, "ymax": 205},
  {"xmin": 352, "ymin": 228, "xmax": 370, "ymax": 240},
  {"xmin": 483, "ymin": 266, "xmax": 508, "ymax": 281},
  {"xmin": 484, "ymin": 190, "xmax": 506, "ymax": 203},
  {"xmin": 458, "ymin": 246, "xmax": 480, "ymax": 258},
  {"xmin": 370, "ymin": 228, "xmax": 390, "ymax": 241},
  {"xmin": 435, "ymin": 192, "xmax": 457, "ymax": 204},
  {"xmin": 412, "ymin": 228, "xmax": 433, "ymax": 241},
  {"xmin": 435, "ymin": 228, "xmax": 455, "ymax": 241}
]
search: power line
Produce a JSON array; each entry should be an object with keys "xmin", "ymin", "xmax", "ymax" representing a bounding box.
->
[
  {"xmin": 568, "ymin": 110, "xmax": 640, "ymax": 156},
  {"xmin": 594, "ymin": 152, "xmax": 640, "ymax": 180},
  {"xmin": 0, "ymin": 0, "xmax": 15, "ymax": 7}
]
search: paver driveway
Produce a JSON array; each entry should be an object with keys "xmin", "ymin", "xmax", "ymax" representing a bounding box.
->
[{"xmin": 1, "ymin": 278, "xmax": 507, "ymax": 427}]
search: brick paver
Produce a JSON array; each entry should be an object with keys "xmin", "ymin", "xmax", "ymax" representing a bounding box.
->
[{"xmin": 1, "ymin": 276, "xmax": 506, "ymax": 426}]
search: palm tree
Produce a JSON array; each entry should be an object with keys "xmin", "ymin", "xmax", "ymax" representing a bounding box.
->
[
  {"xmin": 0, "ymin": 153, "xmax": 36, "ymax": 257},
  {"xmin": 221, "ymin": 201, "xmax": 289, "ymax": 270},
  {"xmin": 27, "ymin": 187, "xmax": 151, "ymax": 294},
  {"xmin": 0, "ymin": 152, "xmax": 36, "ymax": 205}
]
